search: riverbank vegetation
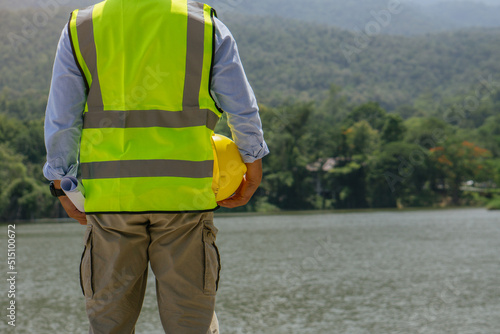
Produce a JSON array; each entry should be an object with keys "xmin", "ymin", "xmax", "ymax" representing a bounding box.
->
[
  {"xmin": 487, "ymin": 197, "xmax": 500, "ymax": 210},
  {"xmin": 217, "ymin": 85, "xmax": 499, "ymax": 213},
  {"xmin": 1, "ymin": 85, "xmax": 497, "ymax": 219}
]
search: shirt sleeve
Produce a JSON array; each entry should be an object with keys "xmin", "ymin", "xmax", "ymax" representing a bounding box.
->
[
  {"xmin": 43, "ymin": 24, "xmax": 86, "ymax": 181},
  {"xmin": 211, "ymin": 17, "xmax": 269, "ymax": 163}
]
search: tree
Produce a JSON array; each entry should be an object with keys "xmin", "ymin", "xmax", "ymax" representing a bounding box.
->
[
  {"xmin": 344, "ymin": 120, "xmax": 380, "ymax": 156},
  {"xmin": 0, "ymin": 177, "xmax": 53, "ymax": 221},
  {"xmin": 0, "ymin": 144, "xmax": 26, "ymax": 190},
  {"xmin": 343, "ymin": 102, "xmax": 388, "ymax": 131},
  {"xmin": 381, "ymin": 114, "xmax": 406, "ymax": 143},
  {"xmin": 259, "ymin": 103, "xmax": 316, "ymax": 210},
  {"xmin": 429, "ymin": 140, "xmax": 492, "ymax": 205},
  {"xmin": 366, "ymin": 141, "xmax": 433, "ymax": 208}
]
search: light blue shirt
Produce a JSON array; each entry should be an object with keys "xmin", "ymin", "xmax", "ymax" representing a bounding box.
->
[{"xmin": 43, "ymin": 17, "xmax": 269, "ymax": 180}]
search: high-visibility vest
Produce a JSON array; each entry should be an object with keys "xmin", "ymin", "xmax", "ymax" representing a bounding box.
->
[{"xmin": 68, "ymin": 0, "xmax": 222, "ymax": 213}]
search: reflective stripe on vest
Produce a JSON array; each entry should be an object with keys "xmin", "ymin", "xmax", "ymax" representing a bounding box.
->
[{"xmin": 69, "ymin": 0, "xmax": 221, "ymax": 213}]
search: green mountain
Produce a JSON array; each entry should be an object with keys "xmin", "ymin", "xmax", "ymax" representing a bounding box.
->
[
  {"xmin": 224, "ymin": 15, "xmax": 500, "ymax": 113},
  {"xmin": 1, "ymin": 8, "xmax": 499, "ymax": 123}
]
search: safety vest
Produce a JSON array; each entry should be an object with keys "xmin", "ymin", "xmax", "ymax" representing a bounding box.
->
[{"xmin": 68, "ymin": 0, "xmax": 222, "ymax": 213}]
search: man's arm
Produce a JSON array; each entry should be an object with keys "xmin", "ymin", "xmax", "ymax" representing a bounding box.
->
[
  {"xmin": 52, "ymin": 180, "xmax": 87, "ymax": 225},
  {"xmin": 211, "ymin": 17, "xmax": 269, "ymax": 207},
  {"xmin": 44, "ymin": 25, "xmax": 87, "ymax": 224}
]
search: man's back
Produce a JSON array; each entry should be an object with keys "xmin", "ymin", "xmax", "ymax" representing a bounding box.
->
[{"xmin": 69, "ymin": 0, "xmax": 222, "ymax": 213}]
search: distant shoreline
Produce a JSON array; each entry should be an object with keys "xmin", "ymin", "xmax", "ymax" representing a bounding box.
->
[{"xmin": 0, "ymin": 206, "xmax": 489, "ymax": 225}]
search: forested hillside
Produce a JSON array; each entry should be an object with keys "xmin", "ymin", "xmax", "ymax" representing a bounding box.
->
[
  {"xmin": 1, "ymin": 9, "xmax": 500, "ymax": 119},
  {"xmin": 227, "ymin": 15, "xmax": 500, "ymax": 116},
  {"xmin": 0, "ymin": 8, "xmax": 63, "ymax": 120}
]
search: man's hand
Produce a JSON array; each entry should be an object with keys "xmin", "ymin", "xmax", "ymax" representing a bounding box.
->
[
  {"xmin": 217, "ymin": 159, "xmax": 262, "ymax": 208},
  {"xmin": 53, "ymin": 180, "xmax": 87, "ymax": 225}
]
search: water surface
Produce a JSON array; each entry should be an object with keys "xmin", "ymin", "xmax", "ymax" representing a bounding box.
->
[{"xmin": 1, "ymin": 208, "xmax": 499, "ymax": 333}]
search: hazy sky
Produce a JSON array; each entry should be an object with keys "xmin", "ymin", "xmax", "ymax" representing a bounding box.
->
[{"xmin": 408, "ymin": 0, "xmax": 500, "ymax": 4}]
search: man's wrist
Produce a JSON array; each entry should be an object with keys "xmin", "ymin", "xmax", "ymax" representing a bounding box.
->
[{"xmin": 49, "ymin": 180, "xmax": 66, "ymax": 197}]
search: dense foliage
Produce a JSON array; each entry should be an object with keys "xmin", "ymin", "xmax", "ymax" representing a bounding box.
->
[
  {"xmin": 3, "ymin": 84, "xmax": 498, "ymax": 220},
  {"xmin": 232, "ymin": 87, "xmax": 498, "ymax": 213},
  {"xmin": 0, "ymin": 115, "xmax": 56, "ymax": 220},
  {"xmin": 1, "ymin": 10, "xmax": 499, "ymax": 118},
  {"xmin": 226, "ymin": 15, "xmax": 500, "ymax": 113}
]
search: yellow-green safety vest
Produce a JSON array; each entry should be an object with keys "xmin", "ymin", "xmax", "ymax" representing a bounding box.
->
[{"xmin": 68, "ymin": 0, "xmax": 222, "ymax": 213}]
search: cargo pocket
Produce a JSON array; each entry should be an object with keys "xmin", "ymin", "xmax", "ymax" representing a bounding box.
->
[
  {"xmin": 80, "ymin": 225, "xmax": 94, "ymax": 298},
  {"xmin": 202, "ymin": 222, "xmax": 221, "ymax": 296}
]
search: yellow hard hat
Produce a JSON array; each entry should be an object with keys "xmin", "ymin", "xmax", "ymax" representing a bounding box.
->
[{"xmin": 211, "ymin": 134, "xmax": 247, "ymax": 201}]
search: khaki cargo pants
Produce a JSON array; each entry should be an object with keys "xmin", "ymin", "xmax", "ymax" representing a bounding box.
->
[{"xmin": 80, "ymin": 212, "xmax": 220, "ymax": 334}]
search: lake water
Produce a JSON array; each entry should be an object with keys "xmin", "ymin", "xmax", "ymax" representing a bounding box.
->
[{"xmin": 1, "ymin": 208, "xmax": 499, "ymax": 334}]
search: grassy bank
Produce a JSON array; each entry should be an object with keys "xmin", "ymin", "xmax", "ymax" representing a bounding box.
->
[{"xmin": 487, "ymin": 197, "xmax": 500, "ymax": 210}]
